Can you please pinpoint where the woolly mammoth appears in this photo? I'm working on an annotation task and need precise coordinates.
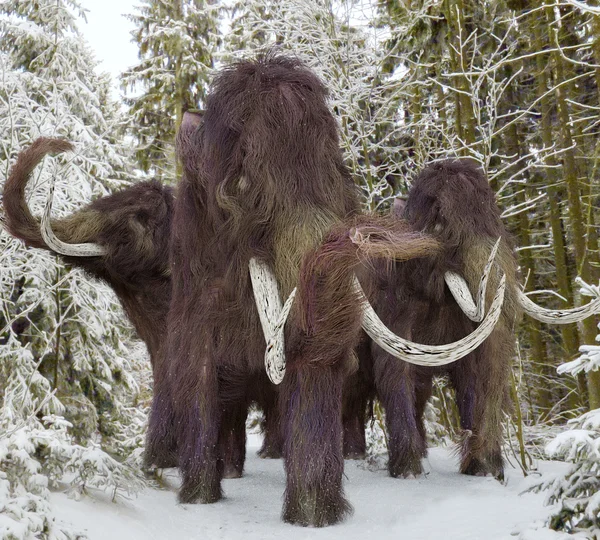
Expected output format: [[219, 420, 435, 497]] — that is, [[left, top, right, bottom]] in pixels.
[[2, 137, 174, 362], [1, 136, 285, 473], [163, 53, 507, 527], [357, 159, 600, 480]]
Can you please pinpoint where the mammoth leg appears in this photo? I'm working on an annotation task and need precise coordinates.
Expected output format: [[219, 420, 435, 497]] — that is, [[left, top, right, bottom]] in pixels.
[[216, 368, 250, 479], [450, 329, 511, 481], [342, 340, 374, 460], [374, 354, 428, 478], [342, 372, 369, 460], [145, 379, 178, 469], [414, 372, 434, 444], [145, 342, 178, 469], [170, 314, 223, 504], [176, 366, 223, 503], [219, 401, 248, 479], [280, 361, 352, 527], [257, 385, 283, 459]]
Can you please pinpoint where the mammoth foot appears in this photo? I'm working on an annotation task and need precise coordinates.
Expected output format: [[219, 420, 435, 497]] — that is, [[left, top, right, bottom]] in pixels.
[[143, 448, 178, 470], [387, 438, 427, 478], [343, 434, 366, 460], [257, 444, 282, 459], [283, 488, 353, 527], [458, 433, 504, 481], [460, 454, 504, 482], [178, 473, 223, 504], [222, 463, 244, 479], [388, 454, 424, 478], [344, 449, 366, 460]]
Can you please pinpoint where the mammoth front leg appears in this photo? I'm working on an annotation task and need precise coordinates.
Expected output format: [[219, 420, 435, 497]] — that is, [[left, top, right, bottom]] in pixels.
[[257, 385, 283, 459], [280, 362, 352, 527], [450, 329, 511, 481], [246, 372, 283, 459], [145, 378, 178, 469], [176, 367, 223, 503], [170, 320, 223, 504], [342, 373, 368, 460], [342, 338, 374, 460], [218, 401, 248, 479], [373, 354, 429, 478]]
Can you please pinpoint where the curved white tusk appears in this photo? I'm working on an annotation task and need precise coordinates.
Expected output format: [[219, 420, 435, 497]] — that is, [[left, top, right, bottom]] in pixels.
[[264, 288, 297, 385], [445, 237, 501, 323], [518, 289, 600, 324], [356, 272, 506, 367], [41, 176, 105, 257], [249, 257, 296, 384]]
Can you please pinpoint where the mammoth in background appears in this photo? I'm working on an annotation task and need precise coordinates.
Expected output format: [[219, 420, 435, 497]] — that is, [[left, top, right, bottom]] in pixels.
[[2, 137, 174, 364], [1, 136, 182, 465], [162, 53, 507, 527], [353, 159, 600, 480]]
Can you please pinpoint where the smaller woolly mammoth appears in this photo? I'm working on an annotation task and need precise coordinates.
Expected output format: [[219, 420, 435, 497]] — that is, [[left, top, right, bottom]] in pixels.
[[2, 137, 174, 360], [360, 158, 600, 480]]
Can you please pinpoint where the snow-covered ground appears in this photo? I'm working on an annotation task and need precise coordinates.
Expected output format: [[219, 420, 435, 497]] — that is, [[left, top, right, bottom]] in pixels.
[[50, 433, 567, 540]]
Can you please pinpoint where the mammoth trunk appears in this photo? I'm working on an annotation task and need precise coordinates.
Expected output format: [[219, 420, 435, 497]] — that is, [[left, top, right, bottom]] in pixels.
[[3, 137, 106, 251], [298, 215, 440, 339]]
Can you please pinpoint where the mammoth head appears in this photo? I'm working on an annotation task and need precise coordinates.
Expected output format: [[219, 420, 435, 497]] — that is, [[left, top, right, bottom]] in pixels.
[[405, 159, 505, 246], [2, 137, 174, 287], [198, 53, 355, 223], [402, 159, 600, 326]]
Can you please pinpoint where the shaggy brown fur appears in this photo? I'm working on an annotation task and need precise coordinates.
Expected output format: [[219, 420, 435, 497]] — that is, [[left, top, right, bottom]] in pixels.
[[164, 53, 440, 526], [363, 159, 521, 480]]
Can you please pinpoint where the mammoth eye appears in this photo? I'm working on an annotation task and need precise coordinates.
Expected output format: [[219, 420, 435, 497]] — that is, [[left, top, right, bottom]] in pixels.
[[135, 211, 150, 225]]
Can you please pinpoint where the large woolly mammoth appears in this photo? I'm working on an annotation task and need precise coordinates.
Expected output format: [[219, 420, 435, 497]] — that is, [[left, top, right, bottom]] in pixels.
[[163, 53, 507, 527], [361, 159, 600, 481]]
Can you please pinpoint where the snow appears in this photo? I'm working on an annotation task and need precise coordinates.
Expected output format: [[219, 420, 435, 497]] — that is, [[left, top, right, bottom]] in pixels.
[[49, 433, 568, 540]]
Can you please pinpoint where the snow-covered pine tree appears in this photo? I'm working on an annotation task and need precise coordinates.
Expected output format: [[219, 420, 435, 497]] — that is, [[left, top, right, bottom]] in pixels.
[[0, 1, 148, 537], [524, 280, 600, 538], [121, 0, 221, 183]]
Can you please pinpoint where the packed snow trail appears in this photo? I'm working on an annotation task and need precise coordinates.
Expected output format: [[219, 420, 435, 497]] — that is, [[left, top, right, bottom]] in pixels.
[[50, 433, 564, 540]]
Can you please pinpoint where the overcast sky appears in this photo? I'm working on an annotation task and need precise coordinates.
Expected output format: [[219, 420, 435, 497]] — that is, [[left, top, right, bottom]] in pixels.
[[78, 0, 140, 87]]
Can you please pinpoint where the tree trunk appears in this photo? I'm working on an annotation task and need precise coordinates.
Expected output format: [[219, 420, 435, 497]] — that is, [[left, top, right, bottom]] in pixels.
[[533, 15, 585, 408], [504, 74, 551, 415], [444, 0, 476, 154], [546, 2, 600, 408]]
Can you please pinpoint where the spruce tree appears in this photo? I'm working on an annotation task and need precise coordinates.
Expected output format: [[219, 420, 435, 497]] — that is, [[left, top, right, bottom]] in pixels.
[[0, 1, 147, 537], [121, 0, 220, 182]]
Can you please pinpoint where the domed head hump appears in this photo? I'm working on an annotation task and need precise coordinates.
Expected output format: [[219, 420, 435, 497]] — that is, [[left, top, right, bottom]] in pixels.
[[405, 159, 504, 246], [199, 52, 353, 220]]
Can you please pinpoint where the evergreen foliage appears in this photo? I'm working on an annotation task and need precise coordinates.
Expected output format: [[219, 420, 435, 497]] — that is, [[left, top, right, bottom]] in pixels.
[[121, 0, 220, 182], [527, 284, 600, 538], [0, 1, 148, 537], [2, 0, 600, 536]]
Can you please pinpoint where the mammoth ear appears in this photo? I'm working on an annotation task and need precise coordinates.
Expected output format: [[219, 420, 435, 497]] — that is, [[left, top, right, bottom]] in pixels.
[[182, 110, 204, 131]]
